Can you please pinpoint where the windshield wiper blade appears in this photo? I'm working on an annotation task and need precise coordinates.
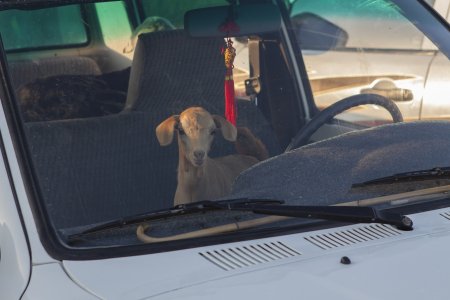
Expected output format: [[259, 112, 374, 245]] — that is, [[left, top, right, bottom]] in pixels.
[[352, 167, 450, 187], [68, 198, 412, 241], [67, 198, 284, 240]]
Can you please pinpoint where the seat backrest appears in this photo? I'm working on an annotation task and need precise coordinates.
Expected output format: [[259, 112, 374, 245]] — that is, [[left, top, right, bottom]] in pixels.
[[126, 30, 225, 114], [8, 56, 101, 88], [126, 30, 282, 156]]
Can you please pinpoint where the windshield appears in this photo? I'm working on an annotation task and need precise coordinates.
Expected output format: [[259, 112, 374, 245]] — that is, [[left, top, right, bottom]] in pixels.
[[1, 0, 450, 257]]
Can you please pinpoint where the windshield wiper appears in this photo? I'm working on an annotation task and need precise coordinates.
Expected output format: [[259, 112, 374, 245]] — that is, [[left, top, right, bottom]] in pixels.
[[353, 167, 450, 187], [67, 198, 284, 241], [67, 198, 413, 241], [70, 201, 413, 240], [211, 202, 413, 231]]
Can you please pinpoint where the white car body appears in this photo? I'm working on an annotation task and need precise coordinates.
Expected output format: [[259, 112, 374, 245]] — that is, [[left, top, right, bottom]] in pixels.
[[62, 209, 450, 300], [1, 1, 450, 299]]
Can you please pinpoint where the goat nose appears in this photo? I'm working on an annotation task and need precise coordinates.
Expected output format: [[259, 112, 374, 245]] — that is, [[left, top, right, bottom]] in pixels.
[[194, 150, 205, 159]]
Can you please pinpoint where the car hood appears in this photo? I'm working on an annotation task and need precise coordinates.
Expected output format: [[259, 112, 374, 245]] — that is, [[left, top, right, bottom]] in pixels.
[[63, 207, 450, 299]]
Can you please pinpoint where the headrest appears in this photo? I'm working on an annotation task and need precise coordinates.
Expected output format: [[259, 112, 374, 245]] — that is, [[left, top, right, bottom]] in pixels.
[[125, 30, 225, 115]]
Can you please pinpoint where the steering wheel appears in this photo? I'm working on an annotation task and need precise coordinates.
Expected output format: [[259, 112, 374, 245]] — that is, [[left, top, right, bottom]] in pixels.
[[285, 94, 404, 152]]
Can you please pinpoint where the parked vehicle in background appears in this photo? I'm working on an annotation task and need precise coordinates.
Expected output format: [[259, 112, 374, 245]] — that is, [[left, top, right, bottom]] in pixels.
[[290, 0, 450, 124], [1, 0, 450, 299]]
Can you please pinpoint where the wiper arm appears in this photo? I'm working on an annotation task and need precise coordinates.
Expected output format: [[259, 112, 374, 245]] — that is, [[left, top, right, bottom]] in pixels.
[[68, 198, 412, 241], [211, 202, 413, 231], [353, 167, 450, 187], [67, 198, 284, 241]]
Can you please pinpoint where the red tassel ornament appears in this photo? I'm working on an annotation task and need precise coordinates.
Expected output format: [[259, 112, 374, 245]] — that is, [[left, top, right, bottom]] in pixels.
[[223, 38, 237, 125]]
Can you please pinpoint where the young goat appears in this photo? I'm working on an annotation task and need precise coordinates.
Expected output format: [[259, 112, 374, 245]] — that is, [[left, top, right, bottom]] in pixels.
[[156, 107, 268, 205]]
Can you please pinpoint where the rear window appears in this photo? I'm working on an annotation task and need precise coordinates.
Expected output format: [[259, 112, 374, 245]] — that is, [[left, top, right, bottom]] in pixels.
[[0, 4, 87, 51]]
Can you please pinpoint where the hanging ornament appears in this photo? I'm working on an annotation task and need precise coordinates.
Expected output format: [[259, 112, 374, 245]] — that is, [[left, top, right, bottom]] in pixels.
[[222, 37, 237, 125]]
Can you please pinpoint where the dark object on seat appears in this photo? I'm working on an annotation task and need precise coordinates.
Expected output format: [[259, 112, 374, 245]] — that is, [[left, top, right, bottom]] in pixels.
[[17, 67, 130, 122]]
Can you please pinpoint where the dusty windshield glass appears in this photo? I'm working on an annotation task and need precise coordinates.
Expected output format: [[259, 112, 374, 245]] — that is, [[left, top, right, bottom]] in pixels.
[[1, 0, 450, 250]]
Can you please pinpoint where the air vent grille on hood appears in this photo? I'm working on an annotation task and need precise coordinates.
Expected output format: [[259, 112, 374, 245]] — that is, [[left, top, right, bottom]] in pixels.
[[199, 241, 301, 271], [304, 224, 403, 250], [440, 211, 450, 220]]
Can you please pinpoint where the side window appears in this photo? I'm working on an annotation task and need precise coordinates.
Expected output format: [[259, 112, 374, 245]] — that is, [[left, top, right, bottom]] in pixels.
[[95, 1, 133, 58], [290, 0, 442, 125], [0, 5, 87, 51]]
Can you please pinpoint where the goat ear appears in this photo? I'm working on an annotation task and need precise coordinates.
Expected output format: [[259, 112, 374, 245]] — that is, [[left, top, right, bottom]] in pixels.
[[212, 115, 237, 142], [156, 115, 179, 146]]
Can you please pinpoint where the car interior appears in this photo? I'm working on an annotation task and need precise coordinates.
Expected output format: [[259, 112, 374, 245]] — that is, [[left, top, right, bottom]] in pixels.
[[2, 1, 312, 232]]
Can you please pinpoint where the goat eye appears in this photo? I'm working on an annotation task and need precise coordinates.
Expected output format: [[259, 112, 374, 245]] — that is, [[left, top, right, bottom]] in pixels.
[[210, 129, 216, 135], [178, 128, 185, 135]]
